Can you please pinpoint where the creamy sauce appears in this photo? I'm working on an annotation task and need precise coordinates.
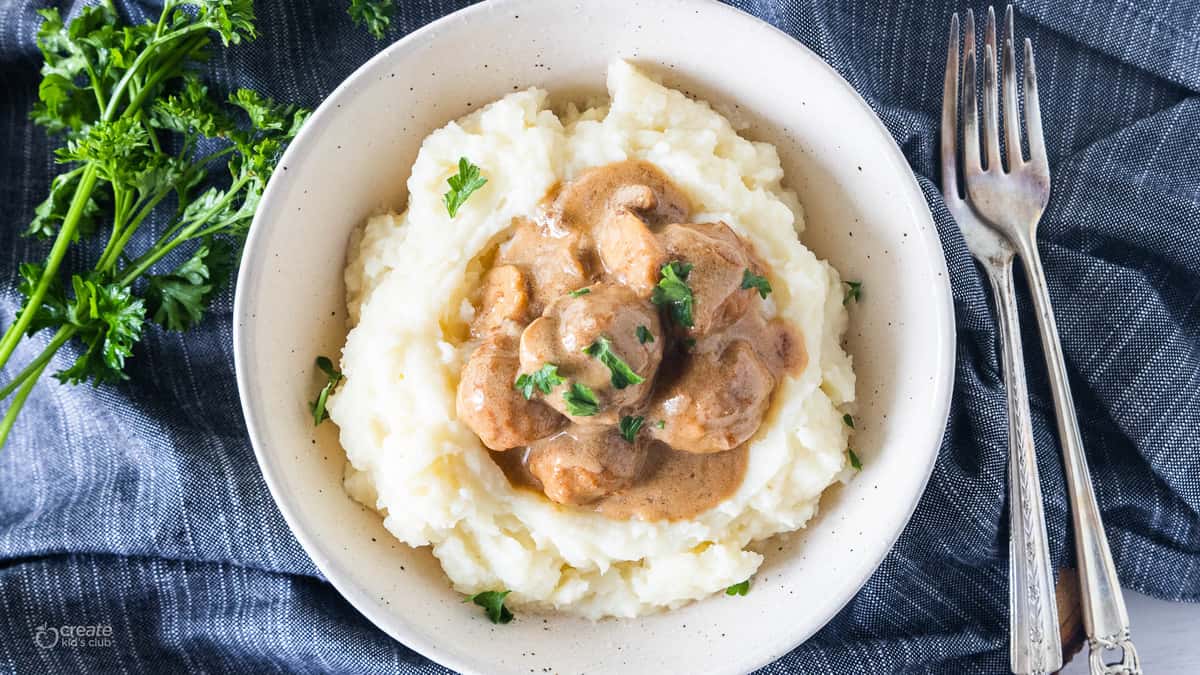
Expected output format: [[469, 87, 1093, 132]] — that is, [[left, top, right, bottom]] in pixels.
[[457, 159, 802, 522], [494, 443, 748, 521]]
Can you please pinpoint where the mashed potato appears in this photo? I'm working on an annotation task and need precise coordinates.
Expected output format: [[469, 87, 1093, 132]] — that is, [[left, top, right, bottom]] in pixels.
[[328, 61, 854, 619]]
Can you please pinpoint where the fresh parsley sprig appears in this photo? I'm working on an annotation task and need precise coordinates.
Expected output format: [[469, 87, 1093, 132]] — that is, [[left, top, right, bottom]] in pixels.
[[651, 261, 695, 328], [583, 336, 644, 389], [443, 157, 487, 218], [513, 364, 565, 400], [741, 268, 772, 299], [726, 579, 751, 596], [0, 1, 309, 447]]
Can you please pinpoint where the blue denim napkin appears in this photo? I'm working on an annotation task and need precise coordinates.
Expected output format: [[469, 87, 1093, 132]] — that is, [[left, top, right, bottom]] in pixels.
[[1, 1, 1197, 673]]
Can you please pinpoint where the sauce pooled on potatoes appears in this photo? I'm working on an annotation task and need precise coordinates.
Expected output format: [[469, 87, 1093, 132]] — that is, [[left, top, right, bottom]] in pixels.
[[455, 160, 803, 521]]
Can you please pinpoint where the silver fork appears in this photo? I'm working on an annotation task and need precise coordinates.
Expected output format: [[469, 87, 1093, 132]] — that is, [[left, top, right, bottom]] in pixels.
[[942, 9, 1061, 675], [959, 6, 1141, 674]]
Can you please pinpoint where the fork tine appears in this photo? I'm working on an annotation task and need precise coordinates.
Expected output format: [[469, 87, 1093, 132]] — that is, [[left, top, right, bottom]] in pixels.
[[962, 10, 982, 177], [982, 6, 1002, 172], [941, 13, 961, 198], [1001, 5, 1022, 168], [1023, 38, 1048, 169]]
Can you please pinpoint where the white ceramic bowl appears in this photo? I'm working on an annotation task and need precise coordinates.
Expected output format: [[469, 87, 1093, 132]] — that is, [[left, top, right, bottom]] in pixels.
[[234, 1, 955, 673]]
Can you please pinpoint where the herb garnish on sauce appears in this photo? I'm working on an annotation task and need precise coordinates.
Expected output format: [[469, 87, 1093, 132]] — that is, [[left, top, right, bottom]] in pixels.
[[651, 261, 695, 328], [636, 325, 654, 344], [583, 336, 645, 389], [443, 157, 487, 218], [741, 269, 772, 299], [619, 415, 645, 442], [564, 382, 600, 416], [513, 364, 565, 400]]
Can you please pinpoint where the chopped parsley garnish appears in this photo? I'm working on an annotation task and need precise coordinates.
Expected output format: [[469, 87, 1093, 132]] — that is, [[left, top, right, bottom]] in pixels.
[[656, 420, 666, 429], [726, 579, 750, 596], [465, 590, 513, 624], [564, 382, 600, 416], [843, 414, 855, 429], [651, 261, 695, 328], [636, 325, 654, 344], [310, 356, 344, 425], [583, 336, 644, 389], [513, 364, 564, 400], [619, 415, 645, 442], [443, 157, 487, 218], [569, 287, 591, 297], [741, 269, 772, 299], [848, 448, 863, 470], [683, 337, 697, 351], [843, 280, 862, 305]]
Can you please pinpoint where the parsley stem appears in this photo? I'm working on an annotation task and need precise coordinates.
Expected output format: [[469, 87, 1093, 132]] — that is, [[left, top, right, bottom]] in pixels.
[[0, 165, 99, 372], [102, 23, 211, 122], [124, 34, 208, 121], [0, 326, 74, 401], [0, 359, 49, 449], [116, 173, 252, 286]]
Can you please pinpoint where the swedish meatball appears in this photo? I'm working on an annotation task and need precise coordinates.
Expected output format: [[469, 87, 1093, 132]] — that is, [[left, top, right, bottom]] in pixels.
[[649, 341, 775, 454], [518, 283, 663, 423], [456, 335, 565, 450], [527, 426, 649, 505]]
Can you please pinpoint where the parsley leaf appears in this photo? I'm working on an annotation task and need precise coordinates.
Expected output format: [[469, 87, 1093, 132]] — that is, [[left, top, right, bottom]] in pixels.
[[843, 280, 862, 305], [443, 157, 487, 218], [650, 261, 695, 328], [145, 238, 237, 332], [848, 448, 863, 470], [569, 287, 591, 297], [347, 0, 393, 40], [636, 325, 653, 344], [619, 415, 644, 443], [564, 382, 600, 417], [726, 579, 751, 596], [843, 414, 855, 429], [466, 590, 514, 624], [655, 420, 666, 429], [309, 356, 344, 425], [741, 268, 772, 299], [513, 363, 564, 400], [582, 335, 644, 389], [52, 277, 146, 386]]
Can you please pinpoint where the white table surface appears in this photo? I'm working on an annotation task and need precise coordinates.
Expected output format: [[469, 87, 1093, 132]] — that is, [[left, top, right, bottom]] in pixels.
[[1059, 590, 1200, 673]]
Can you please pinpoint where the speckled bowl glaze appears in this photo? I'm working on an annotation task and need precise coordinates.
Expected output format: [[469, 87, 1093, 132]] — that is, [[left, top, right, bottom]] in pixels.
[[233, 1, 955, 673]]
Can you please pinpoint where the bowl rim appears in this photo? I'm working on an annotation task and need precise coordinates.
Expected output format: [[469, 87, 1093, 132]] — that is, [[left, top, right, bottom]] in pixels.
[[233, 0, 956, 673]]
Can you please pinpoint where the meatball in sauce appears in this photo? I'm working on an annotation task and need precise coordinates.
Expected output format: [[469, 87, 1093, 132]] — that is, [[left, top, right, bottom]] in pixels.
[[456, 159, 804, 521]]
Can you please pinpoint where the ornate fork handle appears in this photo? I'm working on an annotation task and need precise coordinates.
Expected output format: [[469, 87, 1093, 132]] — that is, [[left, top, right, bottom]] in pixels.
[[986, 258, 1061, 674], [1016, 241, 1141, 675]]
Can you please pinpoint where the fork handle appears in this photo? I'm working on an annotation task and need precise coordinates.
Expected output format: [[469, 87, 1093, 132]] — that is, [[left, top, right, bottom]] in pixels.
[[1017, 239, 1142, 674], [986, 260, 1062, 674]]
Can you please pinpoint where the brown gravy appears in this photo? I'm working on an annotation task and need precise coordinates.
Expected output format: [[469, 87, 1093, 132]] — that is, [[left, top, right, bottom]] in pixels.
[[456, 159, 803, 522], [493, 443, 748, 521]]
